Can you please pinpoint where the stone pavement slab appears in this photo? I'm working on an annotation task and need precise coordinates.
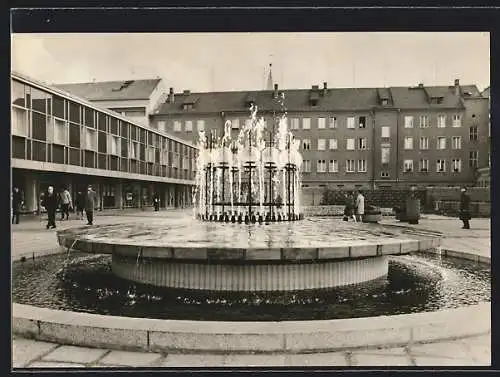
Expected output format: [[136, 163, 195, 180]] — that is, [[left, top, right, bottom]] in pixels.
[[41, 345, 109, 364], [160, 354, 227, 367], [97, 350, 164, 367], [284, 352, 349, 367], [350, 347, 413, 366], [12, 338, 59, 368], [223, 354, 287, 367], [27, 361, 86, 368]]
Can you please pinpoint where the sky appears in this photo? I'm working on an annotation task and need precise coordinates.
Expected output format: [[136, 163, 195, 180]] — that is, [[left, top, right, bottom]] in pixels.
[[11, 32, 490, 93]]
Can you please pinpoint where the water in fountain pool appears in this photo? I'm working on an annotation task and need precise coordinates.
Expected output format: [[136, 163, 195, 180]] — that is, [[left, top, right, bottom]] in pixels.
[[12, 252, 490, 321]]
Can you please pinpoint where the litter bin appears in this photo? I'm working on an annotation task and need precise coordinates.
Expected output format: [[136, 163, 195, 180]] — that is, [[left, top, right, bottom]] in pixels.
[[405, 197, 420, 224]]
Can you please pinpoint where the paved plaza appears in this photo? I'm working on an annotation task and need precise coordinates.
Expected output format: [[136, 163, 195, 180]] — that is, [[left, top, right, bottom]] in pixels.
[[11, 210, 491, 368]]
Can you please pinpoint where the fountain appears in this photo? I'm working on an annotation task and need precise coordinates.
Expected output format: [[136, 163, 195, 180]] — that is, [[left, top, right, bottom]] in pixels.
[[193, 95, 302, 224]]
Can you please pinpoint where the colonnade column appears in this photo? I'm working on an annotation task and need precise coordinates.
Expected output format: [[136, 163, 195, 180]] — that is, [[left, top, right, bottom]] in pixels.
[[24, 172, 38, 214]]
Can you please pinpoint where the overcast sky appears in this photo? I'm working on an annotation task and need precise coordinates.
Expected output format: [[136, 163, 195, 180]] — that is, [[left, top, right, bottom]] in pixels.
[[11, 32, 490, 92]]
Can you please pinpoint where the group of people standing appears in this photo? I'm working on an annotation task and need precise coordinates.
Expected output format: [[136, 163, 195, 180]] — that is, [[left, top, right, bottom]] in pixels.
[[343, 190, 365, 223], [40, 185, 97, 229]]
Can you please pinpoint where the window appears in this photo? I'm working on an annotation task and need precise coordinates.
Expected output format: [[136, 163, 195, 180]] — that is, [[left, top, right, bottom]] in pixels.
[[173, 121, 182, 132], [197, 120, 205, 131], [11, 107, 28, 137], [302, 118, 311, 130], [346, 138, 355, 150], [404, 137, 413, 150], [419, 159, 429, 172], [404, 159, 414, 172], [84, 128, 97, 151], [317, 160, 327, 173], [185, 120, 193, 132], [452, 136, 462, 150], [469, 126, 478, 141], [357, 159, 367, 172], [108, 134, 120, 156], [452, 159, 462, 173], [302, 139, 311, 150], [419, 115, 429, 128], [380, 172, 390, 178], [452, 114, 462, 128], [147, 146, 155, 163], [469, 151, 478, 168], [317, 118, 326, 129], [329, 138, 338, 150], [346, 159, 355, 172], [356, 137, 366, 150], [329, 116, 337, 129], [291, 118, 299, 130], [381, 126, 390, 138], [52, 118, 67, 145], [161, 149, 169, 165], [129, 141, 139, 160], [419, 137, 429, 150], [231, 119, 240, 129], [347, 117, 355, 129], [317, 139, 326, 151], [359, 116, 366, 128], [437, 115, 446, 128], [488, 153, 491, 167], [437, 137, 447, 150], [329, 159, 338, 172], [381, 146, 390, 164], [302, 160, 311, 173], [404, 116, 414, 128], [436, 159, 446, 172], [158, 120, 166, 132], [183, 156, 189, 170]]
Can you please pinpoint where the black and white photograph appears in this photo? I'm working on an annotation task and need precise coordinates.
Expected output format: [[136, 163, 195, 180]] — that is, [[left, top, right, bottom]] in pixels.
[[11, 21, 491, 369]]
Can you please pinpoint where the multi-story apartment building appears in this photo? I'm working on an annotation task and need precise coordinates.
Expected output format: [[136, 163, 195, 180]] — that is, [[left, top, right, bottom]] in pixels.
[[11, 71, 195, 214], [55, 78, 168, 128], [152, 80, 489, 192], [476, 86, 491, 188]]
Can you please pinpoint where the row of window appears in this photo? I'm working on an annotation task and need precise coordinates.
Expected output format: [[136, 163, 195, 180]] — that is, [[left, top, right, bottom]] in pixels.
[[166, 113, 466, 134], [12, 79, 195, 155], [403, 136, 464, 150], [301, 156, 479, 175], [404, 115, 462, 128]]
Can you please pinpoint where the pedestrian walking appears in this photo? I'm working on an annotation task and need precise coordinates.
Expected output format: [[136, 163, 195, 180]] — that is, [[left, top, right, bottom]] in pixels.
[[153, 193, 160, 211], [41, 186, 58, 229], [12, 187, 23, 225], [60, 187, 73, 221], [84, 185, 97, 225], [343, 192, 357, 222], [355, 190, 365, 223], [74, 190, 85, 220], [459, 187, 471, 229]]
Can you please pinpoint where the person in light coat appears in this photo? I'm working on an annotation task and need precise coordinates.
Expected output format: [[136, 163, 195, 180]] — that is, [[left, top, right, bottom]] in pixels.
[[355, 190, 365, 222], [60, 188, 73, 221]]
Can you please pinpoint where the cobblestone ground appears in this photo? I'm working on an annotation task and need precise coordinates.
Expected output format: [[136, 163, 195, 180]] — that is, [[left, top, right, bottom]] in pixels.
[[11, 210, 491, 368]]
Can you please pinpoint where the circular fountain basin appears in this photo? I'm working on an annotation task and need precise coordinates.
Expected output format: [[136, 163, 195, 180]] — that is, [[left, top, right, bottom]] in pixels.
[[56, 218, 442, 292]]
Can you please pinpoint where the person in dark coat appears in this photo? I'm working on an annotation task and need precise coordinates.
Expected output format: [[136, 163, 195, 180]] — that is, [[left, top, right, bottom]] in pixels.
[[41, 186, 58, 229], [84, 185, 97, 225], [12, 187, 23, 224], [153, 193, 160, 211], [459, 187, 471, 229], [74, 190, 85, 219]]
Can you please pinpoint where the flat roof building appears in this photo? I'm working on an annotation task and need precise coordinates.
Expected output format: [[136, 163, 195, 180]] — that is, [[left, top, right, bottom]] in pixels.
[[11, 71, 196, 214]]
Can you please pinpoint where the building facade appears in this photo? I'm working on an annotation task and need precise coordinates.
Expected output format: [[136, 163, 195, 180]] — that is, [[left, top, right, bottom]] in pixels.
[[151, 80, 489, 191], [11, 71, 196, 214], [476, 86, 491, 188], [55, 78, 168, 128]]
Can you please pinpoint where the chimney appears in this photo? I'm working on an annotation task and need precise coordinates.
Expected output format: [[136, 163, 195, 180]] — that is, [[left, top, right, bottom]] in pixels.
[[454, 79, 460, 96], [273, 83, 278, 98], [418, 83, 424, 88], [169, 87, 174, 103], [323, 82, 328, 96], [183, 90, 191, 96]]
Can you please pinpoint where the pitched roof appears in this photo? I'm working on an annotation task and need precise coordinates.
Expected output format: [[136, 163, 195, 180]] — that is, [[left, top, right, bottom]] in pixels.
[[390, 86, 466, 109], [159, 87, 381, 114], [54, 79, 162, 101], [481, 86, 490, 98]]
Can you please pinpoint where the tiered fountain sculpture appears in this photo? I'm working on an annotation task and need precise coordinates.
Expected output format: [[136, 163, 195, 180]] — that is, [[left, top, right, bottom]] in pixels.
[[193, 95, 303, 223]]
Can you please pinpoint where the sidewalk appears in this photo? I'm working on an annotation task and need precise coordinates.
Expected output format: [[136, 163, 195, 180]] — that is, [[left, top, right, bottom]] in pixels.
[[11, 213, 491, 368]]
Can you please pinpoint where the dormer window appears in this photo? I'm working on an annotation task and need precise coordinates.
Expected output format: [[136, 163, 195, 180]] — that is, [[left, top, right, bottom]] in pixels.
[[381, 99, 388, 106], [309, 91, 319, 106], [183, 103, 193, 110]]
